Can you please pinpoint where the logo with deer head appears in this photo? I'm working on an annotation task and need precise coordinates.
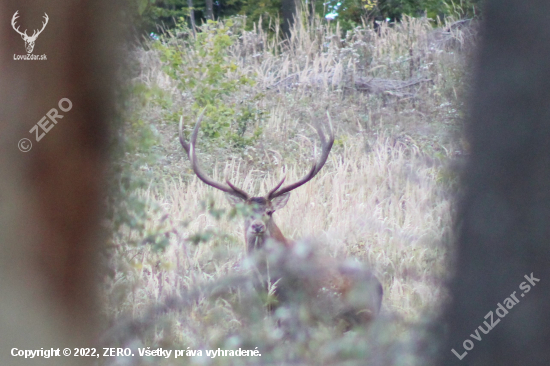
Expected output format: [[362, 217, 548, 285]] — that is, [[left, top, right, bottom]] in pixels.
[[11, 11, 49, 54]]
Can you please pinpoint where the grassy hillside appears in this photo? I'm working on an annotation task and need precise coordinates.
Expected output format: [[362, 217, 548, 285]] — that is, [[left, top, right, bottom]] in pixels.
[[102, 14, 475, 365]]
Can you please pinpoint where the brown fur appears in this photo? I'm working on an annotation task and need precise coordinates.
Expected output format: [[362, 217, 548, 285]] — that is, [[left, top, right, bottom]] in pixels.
[[227, 194, 383, 327]]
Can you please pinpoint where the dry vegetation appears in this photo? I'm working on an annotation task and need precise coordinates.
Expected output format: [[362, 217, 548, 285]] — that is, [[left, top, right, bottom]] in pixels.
[[101, 13, 475, 365]]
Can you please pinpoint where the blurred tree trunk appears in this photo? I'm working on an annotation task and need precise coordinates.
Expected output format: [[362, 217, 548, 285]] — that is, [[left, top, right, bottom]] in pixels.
[[281, 0, 295, 38], [308, 0, 316, 26], [188, 0, 196, 37], [0, 1, 120, 365], [205, 0, 214, 20], [442, 0, 550, 365]]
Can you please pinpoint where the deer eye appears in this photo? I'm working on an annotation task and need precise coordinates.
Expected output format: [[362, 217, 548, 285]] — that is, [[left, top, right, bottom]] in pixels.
[[266, 210, 274, 216]]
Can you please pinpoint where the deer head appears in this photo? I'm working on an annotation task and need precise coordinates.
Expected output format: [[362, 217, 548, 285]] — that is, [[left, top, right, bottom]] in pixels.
[[179, 111, 334, 253], [12, 11, 49, 54], [179, 112, 383, 325]]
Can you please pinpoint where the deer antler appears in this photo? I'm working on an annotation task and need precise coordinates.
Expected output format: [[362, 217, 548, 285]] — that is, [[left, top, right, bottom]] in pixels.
[[11, 11, 48, 40], [267, 112, 334, 199], [11, 11, 26, 37], [179, 111, 249, 200], [30, 13, 49, 40]]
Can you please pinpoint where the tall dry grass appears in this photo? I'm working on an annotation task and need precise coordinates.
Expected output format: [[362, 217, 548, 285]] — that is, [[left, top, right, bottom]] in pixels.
[[101, 13, 474, 366]]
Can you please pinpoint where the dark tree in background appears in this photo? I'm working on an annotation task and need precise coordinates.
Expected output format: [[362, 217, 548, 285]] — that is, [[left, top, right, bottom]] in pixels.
[[442, 0, 550, 365], [133, 0, 483, 36], [188, 0, 197, 35], [0, 1, 121, 365], [281, 0, 296, 37], [205, 0, 214, 20]]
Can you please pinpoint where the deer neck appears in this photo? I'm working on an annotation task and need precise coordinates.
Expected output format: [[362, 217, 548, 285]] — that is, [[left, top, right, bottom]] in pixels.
[[266, 219, 289, 246]]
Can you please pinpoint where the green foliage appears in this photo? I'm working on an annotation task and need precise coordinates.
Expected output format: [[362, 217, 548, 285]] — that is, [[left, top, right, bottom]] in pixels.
[[375, 0, 482, 20], [230, 103, 265, 148], [131, 0, 205, 33], [225, 0, 281, 29], [187, 197, 252, 245], [130, 0, 482, 37], [327, 0, 482, 27], [107, 82, 179, 253], [326, 0, 377, 23], [444, 0, 482, 19], [155, 18, 263, 148], [130, 0, 283, 34]]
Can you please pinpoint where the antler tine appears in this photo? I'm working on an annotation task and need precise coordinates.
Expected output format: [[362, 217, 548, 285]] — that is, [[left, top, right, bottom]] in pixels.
[[226, 180, 250, 199], [179, 108, 207, 155], [11, 11, 27, 36], [268, 112, 335, 199], [266, 175, 286, 198], [311, 111, 334, 177], [179, 115, 190, 155], [33, 13, 49, 37], [179, 110, 249, 200]]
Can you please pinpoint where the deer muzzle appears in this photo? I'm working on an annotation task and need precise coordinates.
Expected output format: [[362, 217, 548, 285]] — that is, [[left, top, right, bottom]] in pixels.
[[250, 220, 266, 235]]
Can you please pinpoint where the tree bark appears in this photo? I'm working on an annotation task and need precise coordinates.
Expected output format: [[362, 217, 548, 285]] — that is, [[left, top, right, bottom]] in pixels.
[[441, 0, 550, 365], [281, 0, 296, 39], [308, 0, 316, 26], [188, 0, 196, 37], [205, 0, 214, 20], [0, 1, 120, 365]]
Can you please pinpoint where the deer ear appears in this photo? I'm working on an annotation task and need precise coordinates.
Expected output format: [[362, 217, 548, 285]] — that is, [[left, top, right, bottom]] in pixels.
[[225, 193, 246, 207], [271, 192, 290, 211]]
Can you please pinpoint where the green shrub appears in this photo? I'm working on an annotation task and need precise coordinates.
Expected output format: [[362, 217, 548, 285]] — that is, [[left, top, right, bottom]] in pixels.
[[154, 18, 262, 149]]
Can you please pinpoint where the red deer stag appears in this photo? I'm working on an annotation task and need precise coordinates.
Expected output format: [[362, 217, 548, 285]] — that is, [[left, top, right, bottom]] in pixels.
[[179, 112, 383, 325]]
